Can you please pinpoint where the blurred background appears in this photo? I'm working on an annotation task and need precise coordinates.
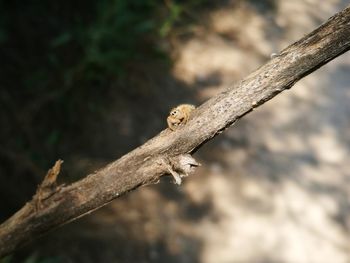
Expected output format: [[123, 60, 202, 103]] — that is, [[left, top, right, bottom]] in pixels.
[[1, 0, 350, 262]]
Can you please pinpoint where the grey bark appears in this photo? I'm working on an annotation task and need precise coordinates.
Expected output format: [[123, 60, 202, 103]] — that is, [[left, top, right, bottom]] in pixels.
[[1, 5, 350, 258]]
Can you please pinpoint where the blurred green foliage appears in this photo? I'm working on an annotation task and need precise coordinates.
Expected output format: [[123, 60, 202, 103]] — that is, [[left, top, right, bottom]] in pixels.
[[0, 254, 61, 263], [0, 0, 175, 165], [0, 0, 208, 215]]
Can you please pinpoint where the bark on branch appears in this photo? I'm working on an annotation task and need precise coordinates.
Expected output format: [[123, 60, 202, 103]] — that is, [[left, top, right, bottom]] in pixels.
[[1, 5, 350, 257]]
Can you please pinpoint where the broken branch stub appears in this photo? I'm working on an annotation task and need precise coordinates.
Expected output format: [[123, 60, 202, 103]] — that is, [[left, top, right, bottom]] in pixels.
[[160, 154, 201, 185], [33, 160, 63, 210]]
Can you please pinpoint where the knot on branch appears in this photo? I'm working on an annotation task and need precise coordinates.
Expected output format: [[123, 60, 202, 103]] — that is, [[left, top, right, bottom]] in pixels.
[[160, 154, 200, 185]]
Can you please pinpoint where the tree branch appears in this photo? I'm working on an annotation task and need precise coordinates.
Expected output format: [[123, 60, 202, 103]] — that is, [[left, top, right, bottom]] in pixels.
[[1, 5, 350, 257]]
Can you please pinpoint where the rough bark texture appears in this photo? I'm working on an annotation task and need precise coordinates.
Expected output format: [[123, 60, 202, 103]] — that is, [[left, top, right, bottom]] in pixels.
[[1, 5, 350, 258]]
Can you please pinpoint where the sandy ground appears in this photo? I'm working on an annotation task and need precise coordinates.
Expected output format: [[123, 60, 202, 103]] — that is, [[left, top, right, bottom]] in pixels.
[[12, 1, 350, 262], [174, 1, 350, 262], [175, 1, 350, 262]]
